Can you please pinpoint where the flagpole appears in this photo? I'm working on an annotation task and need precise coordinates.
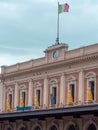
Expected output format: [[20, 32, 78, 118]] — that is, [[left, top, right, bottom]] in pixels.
[[56, 2, 59, 44]]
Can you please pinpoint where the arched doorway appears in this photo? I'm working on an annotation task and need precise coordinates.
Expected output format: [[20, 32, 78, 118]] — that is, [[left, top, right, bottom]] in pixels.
[[34, 126, 41, 130], [20, 126, 27, 130], [50, 125, 57, 130], [88, 124, 96, 130], [7, 128, 12, 130], [68, 125, 75, 130]]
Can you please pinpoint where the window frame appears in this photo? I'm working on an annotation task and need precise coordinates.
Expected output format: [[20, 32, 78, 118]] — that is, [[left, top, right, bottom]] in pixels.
[[86, 72, 96, 102]]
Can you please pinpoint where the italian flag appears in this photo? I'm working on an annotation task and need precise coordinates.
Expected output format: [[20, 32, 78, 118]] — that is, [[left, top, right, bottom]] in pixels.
[[58, 3, 69, 14]]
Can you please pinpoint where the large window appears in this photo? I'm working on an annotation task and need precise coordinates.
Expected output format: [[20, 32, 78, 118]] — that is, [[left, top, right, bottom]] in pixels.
[[9, 94, 12, 109], [50, 87, 57, 105], [86, 72, 96, 102], [19, 86, 27, 107], [69, 84, 75, 102], [67, 76, 76, 104], [49, 79, 58, 106], [67, 84, 74, 104], [22, 92, 26, 107], [6, 87, 13, 111], [87, 81, 94, 101], [36, 89, 41, 106], [34, 82, 42, 107]]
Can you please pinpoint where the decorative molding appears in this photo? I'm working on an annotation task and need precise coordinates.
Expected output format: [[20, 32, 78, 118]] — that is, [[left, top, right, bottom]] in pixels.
[[34, 82, 42, 88], [85, 72, 96, 79], [20, 85, 27, 90], [7, 87, 13, 93], [67, 76, 76, 82], [49, 79, 58, 87]]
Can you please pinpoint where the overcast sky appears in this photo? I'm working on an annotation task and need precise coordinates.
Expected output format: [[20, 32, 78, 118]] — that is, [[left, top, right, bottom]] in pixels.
[[0, 0, 98, 68]]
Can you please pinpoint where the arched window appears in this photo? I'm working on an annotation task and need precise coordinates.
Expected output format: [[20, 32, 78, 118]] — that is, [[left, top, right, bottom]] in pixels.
[[88, 124, 96, 130], [86, 72, 96, 102], [68, 125, 75, 130], [67, 76, 76, 104], [6, 87, 13, 111], [34, 126, 41, 130], [34, 82, 42, 107], [49, 79, 58, 105], [20, 126, 27, 130], [36, 89, 41, 106], [50, 125, 57, 130], [20, 86, 27, 107]]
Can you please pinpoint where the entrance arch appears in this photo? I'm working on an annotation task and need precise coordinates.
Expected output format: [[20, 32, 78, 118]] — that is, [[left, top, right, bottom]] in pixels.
[[88, 124, 96, 130], [68, 125, 75, 130], [7, 128, 12, 130], [50, 125, 57, 130], [34, 126, 41, 130], [20, 126, 27, 130]]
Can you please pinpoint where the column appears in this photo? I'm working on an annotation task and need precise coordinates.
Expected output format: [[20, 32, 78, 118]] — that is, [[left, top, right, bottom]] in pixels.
[[60, 73, 65, 105], [43, 76, 48, 107], [12, 122, 16, 130], [26, 121, 31, 130], [42, 121, 47, 130], [3, 85, 6, 111], [28, 79, 33, 106], [59, 120, 63, 130], [0, 123, 1, 130], [78, 70, 84, 103], [14, 82, 19, 108], [0, 82, 4, 112]]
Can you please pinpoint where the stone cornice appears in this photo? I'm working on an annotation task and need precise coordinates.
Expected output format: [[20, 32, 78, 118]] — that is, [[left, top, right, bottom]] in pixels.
[[1, 52, 98, 78]]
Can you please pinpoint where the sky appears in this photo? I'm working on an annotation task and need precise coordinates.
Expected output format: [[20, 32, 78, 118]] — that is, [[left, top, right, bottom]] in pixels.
[[0, 0, 98, 69]]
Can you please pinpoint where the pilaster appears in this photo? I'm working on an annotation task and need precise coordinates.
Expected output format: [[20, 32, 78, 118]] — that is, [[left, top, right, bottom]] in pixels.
[[28, 79, 33, 106], [78, 70, 84, 104], [42, 121, 47, 130], [59, 119, 64, 130], [0, 82, 4, 112], [60, 73, 65, 106], [43, 76, 48, 108], [14, 82, 19, 108]]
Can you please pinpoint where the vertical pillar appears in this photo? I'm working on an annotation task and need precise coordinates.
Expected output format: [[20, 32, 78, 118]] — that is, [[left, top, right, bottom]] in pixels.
[[59, 120, 63, 130], [28, 79, 33, 106], [14, 82, 19, 108], [0, 123, 2, 130], [0, 82, 4, 112], [43, 76, 48, 108], [26, 121, 31, 130], [3, 85, 6, 111], [42, 121, 46, 130], [60, 73, 65, 106], [12, 122, 16, 130], [78, 70, 84, 103]]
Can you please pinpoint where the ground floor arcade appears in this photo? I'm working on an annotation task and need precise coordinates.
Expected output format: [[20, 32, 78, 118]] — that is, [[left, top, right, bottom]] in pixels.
[[0, 104, 98, 130]]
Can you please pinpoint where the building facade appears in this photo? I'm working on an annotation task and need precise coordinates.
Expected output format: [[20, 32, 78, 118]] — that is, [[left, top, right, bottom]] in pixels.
[[0, 43, 98, 130]]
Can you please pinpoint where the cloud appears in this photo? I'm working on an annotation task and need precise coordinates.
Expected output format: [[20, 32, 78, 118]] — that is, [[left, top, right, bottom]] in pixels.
[[0, 0, 98, 70]]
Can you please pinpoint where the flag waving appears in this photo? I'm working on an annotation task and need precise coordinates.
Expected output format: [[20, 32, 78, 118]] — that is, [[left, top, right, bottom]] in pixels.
[[56, 2, 70, 44], [58, 3, 69, 14]]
